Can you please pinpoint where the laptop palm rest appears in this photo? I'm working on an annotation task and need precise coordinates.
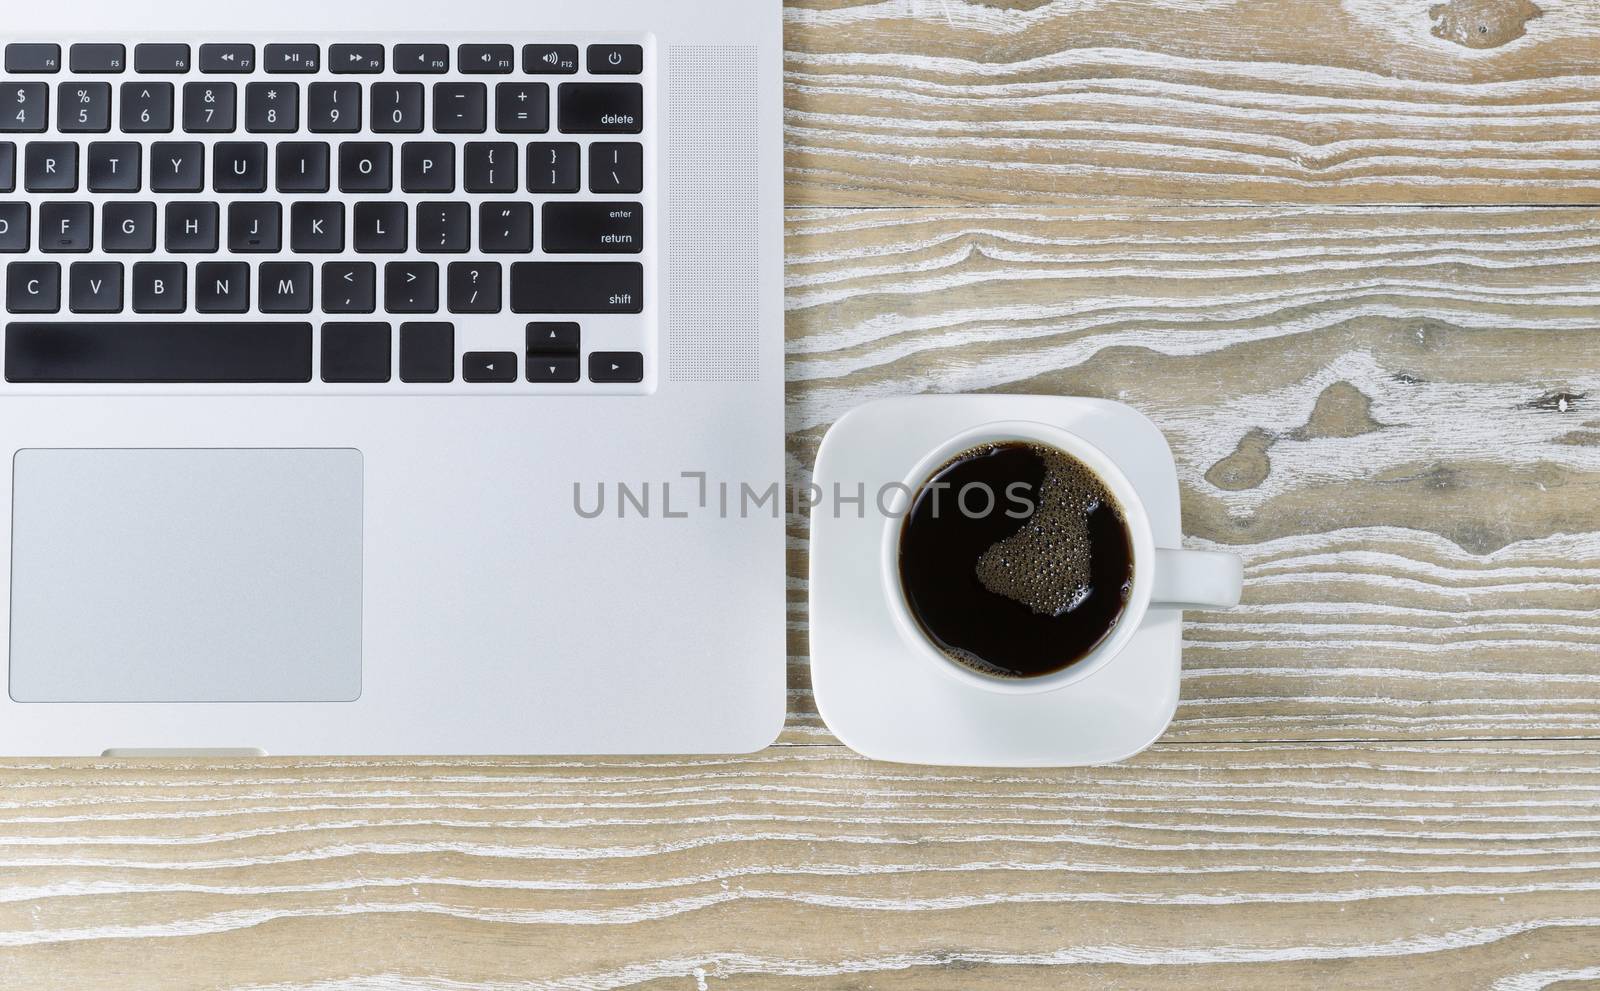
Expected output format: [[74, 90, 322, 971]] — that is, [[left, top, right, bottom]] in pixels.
[[9, 449, 362, 703]]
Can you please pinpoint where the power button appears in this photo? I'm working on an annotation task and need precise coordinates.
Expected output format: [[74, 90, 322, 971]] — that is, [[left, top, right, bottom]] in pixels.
[[588, 44, 643, 75]]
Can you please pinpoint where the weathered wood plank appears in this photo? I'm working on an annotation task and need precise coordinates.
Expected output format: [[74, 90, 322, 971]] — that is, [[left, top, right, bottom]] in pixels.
[[783, 0, 1600, 206], [0, 744, 1594, 990], [782, 205, 1600, 743]]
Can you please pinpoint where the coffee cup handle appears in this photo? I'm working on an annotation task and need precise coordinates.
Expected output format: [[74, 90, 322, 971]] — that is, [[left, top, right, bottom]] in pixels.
[[1150, 549, 1244, 610]]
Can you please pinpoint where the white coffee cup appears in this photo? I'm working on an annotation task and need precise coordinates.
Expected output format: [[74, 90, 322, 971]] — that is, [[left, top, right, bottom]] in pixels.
[[880, 420, 1243, 695]]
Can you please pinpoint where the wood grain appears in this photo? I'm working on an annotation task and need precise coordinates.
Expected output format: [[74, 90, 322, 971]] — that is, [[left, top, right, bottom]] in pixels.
[[784, 0, 1600, 206], [4, 6, 1599, 988], [0, 745, 1595, 990], [783, 205, 1600, 743]]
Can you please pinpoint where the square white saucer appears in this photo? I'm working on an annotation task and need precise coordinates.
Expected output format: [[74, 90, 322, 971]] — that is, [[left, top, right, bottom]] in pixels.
[[809, 396, 1184, 767]]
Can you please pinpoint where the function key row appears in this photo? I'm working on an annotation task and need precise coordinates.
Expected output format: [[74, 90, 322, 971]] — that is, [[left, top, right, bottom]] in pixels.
[[5, 43, 643, 76]]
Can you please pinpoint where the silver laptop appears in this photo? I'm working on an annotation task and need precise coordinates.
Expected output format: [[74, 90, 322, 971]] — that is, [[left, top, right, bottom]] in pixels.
[[0, 1, 786, 755]]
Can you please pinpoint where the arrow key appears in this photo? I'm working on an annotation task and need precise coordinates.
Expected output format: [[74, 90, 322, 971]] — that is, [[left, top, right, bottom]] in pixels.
[[589, 351, 643, 384], [527, 322, 580, 354], [465, 351, 518, 384], [527, 354, 580, 384]]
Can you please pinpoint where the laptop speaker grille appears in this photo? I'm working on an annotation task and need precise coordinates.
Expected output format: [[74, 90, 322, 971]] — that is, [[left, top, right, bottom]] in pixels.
[[667, 46, 761, 383]]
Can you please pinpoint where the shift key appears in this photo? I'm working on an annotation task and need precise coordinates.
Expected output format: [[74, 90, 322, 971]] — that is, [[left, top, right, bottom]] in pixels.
[[511, 262, 643, 314]]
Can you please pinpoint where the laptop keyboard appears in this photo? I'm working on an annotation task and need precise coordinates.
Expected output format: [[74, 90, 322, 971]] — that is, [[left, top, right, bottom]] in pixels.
[[0, 39, 650, 388]]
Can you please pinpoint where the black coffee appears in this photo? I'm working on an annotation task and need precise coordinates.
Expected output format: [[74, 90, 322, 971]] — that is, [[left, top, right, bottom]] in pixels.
[[897, 442, 1134, 679]]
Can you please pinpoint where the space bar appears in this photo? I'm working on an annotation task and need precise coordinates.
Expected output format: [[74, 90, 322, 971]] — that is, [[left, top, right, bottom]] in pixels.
[[5, 323, 314, 383]]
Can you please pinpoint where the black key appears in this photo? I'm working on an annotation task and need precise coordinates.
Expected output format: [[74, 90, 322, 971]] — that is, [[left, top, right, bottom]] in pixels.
[[417, 202, 470, 254], [39, 202, 93, 252], [71, 44, 127, 74], [5, 322, 313, 383], [526, 354, 580, 384], [195, 261, 251, 314], [290, 202, 344, 252], [385, 263, 439, 314], [87, 141, 141, 192], [121, 82, 174, 133], [58, 83, 112, 133], [6, 262, 61, 313], [479, 202, 534, 254], [588, 44, 643, 75], [309, 82, 361, 133], [265, 44, 320, 74], [510, 262, 642, 314], [527, 142, 580, 193], [165, 202, 219, 253], [227, 201, 281, 252], [527, 321, 580, 353], [395, 44, 449, 75], [150, 141, 205, 193], [589, 351, 644, 384], [496, 83, 548, 133], [354, 202, 408, 253], [0, 203, 28, 252], [102, 202, 156, 253], [245, 82, 298, 133], [399, 321, 454, 382], [558, 83, 642, 134], [134, 44, 191, 73], [339, 142, 393, 193], [330, 44, 385, 74], [0, 84, 48, 133], [68, 262, 123, 313], [524, 44, 579, 75], [131, 261, 186, 312], [321, 262, 377, 314], [447, 262, 501, 314], [542, 202, 643, 254], [214, 141, 268, 193], [24, 142, 77, 192], [321, 322, 391, 382], [464, 351, 516, 383], [433, 83, 486, 133], [199, 44, 256, 74], [183, 82, 237, 133], [276, 142, 330, 193], [459, 44, 514, 74], [0, 142, 12, 191], [464, 142, 516, 193], [6, 44, 62, 74], [402, 142, 455, 193], [589, 142, 644, 194], [373, 82, 425, 134], [260, 261, 314, 313]]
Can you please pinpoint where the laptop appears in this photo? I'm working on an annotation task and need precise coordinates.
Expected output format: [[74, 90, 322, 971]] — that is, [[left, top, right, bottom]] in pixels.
[[0, 1, 786, 755]]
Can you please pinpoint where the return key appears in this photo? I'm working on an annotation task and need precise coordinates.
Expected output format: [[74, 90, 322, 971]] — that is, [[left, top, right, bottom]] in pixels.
[[542, 202, 643, 254]]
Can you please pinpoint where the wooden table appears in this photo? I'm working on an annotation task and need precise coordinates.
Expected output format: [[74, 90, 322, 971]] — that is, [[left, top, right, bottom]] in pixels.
[[3, 2, 1598, 986]]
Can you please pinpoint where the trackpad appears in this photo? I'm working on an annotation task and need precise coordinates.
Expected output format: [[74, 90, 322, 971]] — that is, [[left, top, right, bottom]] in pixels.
[[10, 449, 362, 703]]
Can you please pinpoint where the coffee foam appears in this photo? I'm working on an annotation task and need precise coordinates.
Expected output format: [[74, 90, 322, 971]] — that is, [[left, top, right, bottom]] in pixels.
[[974, 444, 1124, 618]]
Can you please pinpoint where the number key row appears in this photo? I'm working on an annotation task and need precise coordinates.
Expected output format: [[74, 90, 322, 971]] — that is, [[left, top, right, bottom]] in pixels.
[[1, 81, 641, 134]]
